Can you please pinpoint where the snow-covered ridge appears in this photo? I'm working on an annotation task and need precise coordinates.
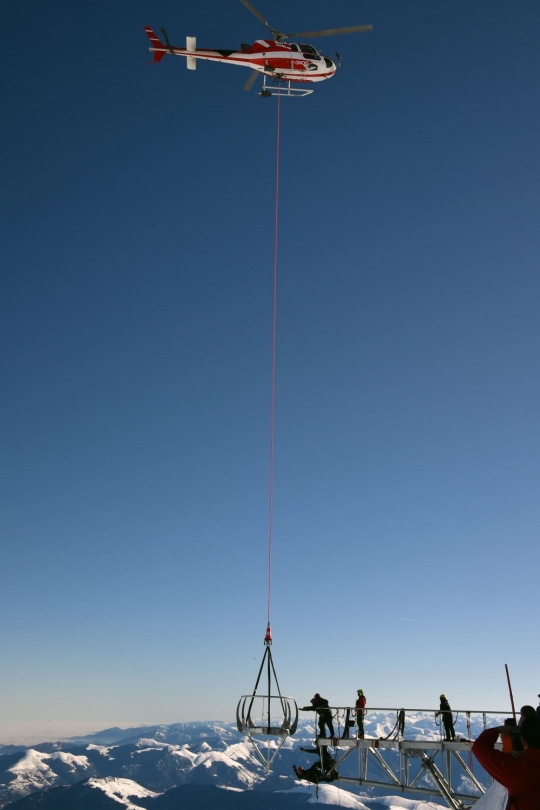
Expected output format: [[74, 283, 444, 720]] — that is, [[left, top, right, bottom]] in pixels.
[[135, 738, 168, 749], [88, 776, 161, 809], [282, 782, 371, 807], [8, 750, 54, 775], [1, 748, 93, 807], [0, 716, 497, 809]]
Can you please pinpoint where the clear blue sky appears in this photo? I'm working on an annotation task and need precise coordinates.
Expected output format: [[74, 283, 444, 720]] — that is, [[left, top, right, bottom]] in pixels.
[[1, 0, 539, 743]]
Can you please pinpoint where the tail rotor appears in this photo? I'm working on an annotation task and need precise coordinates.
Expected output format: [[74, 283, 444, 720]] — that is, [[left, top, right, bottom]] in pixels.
[[161, 28, 173, 53]]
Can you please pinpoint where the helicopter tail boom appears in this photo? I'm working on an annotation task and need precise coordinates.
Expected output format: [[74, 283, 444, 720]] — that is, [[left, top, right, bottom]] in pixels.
[[144, 27, 167, 62]]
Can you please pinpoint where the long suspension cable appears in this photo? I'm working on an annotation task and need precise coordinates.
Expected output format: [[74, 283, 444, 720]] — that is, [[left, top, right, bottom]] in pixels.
[[267, 93, 281, 628]]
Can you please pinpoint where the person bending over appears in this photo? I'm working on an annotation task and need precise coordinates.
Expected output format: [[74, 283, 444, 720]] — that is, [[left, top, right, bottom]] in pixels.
[[302, 693, 335, 738]]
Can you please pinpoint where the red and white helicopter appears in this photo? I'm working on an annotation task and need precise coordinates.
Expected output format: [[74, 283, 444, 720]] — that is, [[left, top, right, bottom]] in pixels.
[[144, 0, 372, 97]]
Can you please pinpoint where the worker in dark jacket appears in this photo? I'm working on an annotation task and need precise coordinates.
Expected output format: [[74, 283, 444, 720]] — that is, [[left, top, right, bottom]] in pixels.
[[472, 717, 540, 809], [292, 746, 338, 784], [302, 693, 335, 738], [436, 694, 455, 741]]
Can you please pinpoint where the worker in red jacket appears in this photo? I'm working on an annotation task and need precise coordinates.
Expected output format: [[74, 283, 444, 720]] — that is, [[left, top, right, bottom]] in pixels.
[[472, 717, 540, 809], [355, 689, 366, 739]]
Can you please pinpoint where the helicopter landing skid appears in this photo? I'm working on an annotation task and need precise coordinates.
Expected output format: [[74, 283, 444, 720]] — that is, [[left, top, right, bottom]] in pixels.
[[260, 74, 313, 98]]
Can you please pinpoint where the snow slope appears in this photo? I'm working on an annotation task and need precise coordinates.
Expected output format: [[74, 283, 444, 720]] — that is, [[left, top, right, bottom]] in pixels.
[[88, 777, 160, 810]]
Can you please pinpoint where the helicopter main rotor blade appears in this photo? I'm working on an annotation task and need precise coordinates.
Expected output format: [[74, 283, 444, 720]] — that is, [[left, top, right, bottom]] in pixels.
[[238, 0, 277, 37], [243, 69, 259, 92], [284, 24, 373, 39]]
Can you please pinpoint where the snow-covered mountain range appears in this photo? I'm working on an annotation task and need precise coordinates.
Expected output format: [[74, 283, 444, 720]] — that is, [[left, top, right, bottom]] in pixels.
[[0, 714, 500, 809]]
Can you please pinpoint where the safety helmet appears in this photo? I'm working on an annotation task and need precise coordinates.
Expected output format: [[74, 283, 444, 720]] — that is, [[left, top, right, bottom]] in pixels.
[[314, 693, 320, 699], [440, 694, 446, 699], [357, 689, 364, 695]]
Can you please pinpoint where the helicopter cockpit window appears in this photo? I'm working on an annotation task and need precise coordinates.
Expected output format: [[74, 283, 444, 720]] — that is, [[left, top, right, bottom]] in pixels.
[[303, 52, 321, 61], [289, 44, 299, 52], [324, 58, 334, 69], [299, 44, 318, 55]]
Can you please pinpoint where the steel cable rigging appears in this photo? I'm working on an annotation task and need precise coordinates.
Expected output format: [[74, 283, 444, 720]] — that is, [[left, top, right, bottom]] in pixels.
[[236, 92, 298, 770]]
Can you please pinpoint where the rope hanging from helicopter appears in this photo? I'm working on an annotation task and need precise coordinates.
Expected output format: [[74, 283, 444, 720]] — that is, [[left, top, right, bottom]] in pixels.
[[266, 91, 281, 635], [235, 88, 298, 772]]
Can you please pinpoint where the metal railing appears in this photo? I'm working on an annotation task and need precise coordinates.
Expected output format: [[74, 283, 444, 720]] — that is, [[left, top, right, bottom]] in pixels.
[[302, 706, 508, 742]]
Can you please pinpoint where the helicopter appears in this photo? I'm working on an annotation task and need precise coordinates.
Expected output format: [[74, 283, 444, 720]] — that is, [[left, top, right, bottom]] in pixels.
[[144, 0, 372, 97]]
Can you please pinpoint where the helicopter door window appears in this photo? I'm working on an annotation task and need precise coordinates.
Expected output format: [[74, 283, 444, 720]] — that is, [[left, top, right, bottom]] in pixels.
[[302, 52, 320, 61], [299, 44, 317, 55], [289, 44, 299, 52]]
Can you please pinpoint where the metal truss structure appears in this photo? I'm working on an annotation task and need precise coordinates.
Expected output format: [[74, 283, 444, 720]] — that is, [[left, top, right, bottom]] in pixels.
[[312, 707, 506, 810]]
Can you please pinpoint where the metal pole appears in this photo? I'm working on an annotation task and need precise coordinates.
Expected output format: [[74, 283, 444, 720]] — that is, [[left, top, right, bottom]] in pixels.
[[267, 645, 271, 731], [505, 664, 517, 720]]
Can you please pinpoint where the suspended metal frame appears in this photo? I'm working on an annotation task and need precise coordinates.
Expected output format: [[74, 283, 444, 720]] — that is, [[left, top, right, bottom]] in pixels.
[[237, 627, 298, 769]]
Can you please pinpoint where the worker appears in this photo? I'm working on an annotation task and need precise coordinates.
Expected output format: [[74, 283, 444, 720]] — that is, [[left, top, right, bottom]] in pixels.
[[356, 689, 367, 739], [302, 693, 335, 738], [293, 746, 338, 784], [436, 694, 455, 741]]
